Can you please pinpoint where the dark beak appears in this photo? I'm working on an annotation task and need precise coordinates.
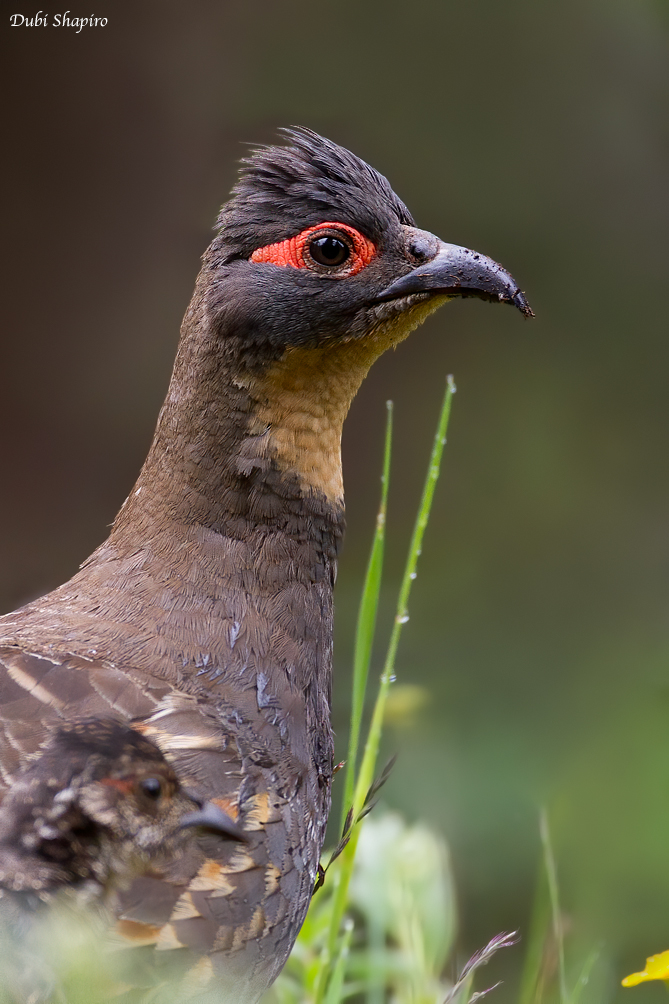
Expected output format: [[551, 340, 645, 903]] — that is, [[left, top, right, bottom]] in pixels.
[[375, 242, 533, 318], [180, 800, 247, 841]]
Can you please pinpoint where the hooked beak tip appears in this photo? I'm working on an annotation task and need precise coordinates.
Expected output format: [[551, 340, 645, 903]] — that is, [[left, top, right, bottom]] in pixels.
[[375, 241, 533, 320], [510, 289, 534, 319]]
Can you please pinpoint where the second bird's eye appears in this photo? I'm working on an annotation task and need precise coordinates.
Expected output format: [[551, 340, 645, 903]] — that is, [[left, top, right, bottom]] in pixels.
[[308, 235, 350, 268], [140, 777, 162, 800]]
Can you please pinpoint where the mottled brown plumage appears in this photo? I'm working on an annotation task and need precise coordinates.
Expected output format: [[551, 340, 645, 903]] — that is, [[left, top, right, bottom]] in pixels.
[[0, 719, 244, 1002], [0, 129, 530, 1001], [0, 719, 208, 902]]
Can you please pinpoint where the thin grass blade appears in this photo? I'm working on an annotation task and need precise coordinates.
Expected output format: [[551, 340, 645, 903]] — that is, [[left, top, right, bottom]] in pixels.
[[313, 377, 456, 1004], [570, 944, 602, 1004], [324, 919, 355, 1004], [540, 808, 567, 1004], [517, 850, 551, 1004], [341, 401, 393, 829], [353, 374, 456, 811]]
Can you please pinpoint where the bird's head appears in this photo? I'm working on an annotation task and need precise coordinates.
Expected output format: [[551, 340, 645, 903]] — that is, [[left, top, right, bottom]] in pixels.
[[157, 129, 532, 506], [62, 721, 244, 856], [209, 127, 531, 355], [0, 720, 244, 895]]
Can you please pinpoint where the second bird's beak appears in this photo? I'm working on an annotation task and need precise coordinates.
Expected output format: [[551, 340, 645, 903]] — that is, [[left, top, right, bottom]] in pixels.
[[180, 800, 247, 841], [376, 242, 533, 318]]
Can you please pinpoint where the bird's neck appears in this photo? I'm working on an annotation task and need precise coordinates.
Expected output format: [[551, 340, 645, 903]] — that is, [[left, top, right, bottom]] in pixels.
[[108, 258, 438, 558], [0, 272, 421, 784], [110, 298, 388, 558]]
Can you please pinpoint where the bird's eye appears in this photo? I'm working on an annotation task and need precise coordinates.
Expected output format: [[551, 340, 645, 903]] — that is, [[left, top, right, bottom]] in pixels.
[[139, 777, 162, 800], [251, 222, 374, 276], [308, 235, 350, 269]]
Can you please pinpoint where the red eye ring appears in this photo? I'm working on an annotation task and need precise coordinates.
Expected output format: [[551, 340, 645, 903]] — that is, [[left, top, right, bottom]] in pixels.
[[250, 222, 375, 276]]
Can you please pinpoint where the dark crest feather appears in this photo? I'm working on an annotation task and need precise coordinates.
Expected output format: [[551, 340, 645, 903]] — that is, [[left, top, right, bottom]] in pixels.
[[216, 127, 414, 256]]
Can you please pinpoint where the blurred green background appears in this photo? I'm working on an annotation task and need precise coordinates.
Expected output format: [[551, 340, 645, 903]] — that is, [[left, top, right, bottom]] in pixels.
[[3, 1, 668, 999]]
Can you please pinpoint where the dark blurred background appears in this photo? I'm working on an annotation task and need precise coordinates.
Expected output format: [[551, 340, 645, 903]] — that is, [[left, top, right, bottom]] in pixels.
[[3, 1, 669, 999]]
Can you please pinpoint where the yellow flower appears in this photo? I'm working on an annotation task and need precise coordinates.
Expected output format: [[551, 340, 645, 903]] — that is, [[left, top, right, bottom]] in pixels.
[[622, 950, 669, 987]]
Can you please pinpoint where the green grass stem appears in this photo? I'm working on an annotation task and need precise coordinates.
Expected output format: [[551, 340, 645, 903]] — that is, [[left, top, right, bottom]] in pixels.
[[313, 375, 456, 1004], [570, 945, 602, 1004], [324, 919, 354, 1004], [353, 374, 456, 813], [540, 808, 567, 1004], [516, 853, 551, 1004], [340, 401, 393, 830]]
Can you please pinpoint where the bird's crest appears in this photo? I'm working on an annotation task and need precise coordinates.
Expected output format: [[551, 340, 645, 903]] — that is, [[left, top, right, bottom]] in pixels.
[[216, 127, 414, 254]]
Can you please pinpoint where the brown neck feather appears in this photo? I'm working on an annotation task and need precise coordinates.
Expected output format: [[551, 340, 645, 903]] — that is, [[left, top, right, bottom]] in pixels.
[[0, 266, 445, 798]]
